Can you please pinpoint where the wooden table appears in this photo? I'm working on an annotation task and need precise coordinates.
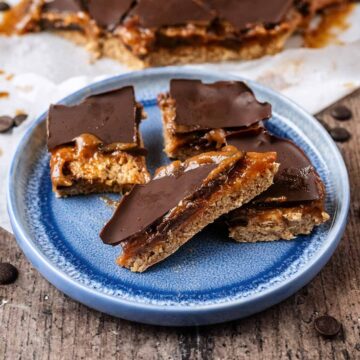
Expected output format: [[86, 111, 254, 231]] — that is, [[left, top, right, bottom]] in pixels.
[[1, 90, 359, 360]]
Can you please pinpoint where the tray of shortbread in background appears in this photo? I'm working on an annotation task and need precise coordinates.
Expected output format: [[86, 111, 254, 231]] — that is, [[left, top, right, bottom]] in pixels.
[[7, 68, 349, 326]]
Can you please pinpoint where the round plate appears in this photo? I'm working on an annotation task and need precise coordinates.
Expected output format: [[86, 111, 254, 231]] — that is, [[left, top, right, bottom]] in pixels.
[[7, 68, 349, 326]]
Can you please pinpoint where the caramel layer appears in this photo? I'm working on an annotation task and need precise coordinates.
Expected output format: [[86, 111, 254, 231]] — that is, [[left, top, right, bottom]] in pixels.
[[50, 133, 147, 190]]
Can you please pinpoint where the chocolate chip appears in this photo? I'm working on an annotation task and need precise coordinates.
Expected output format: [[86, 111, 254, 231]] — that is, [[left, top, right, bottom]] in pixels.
[[331, 105, 352, 121], [14, 113, 28, 126], [314, 315, 341, 337], [0, 116, 14, 133], [329, 127, 351, 142], [0, 2, 10, 11], [0, 263, 18, 284]]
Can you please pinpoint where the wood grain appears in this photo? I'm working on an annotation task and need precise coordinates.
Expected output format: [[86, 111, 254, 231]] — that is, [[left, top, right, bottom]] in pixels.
[[1, 91, 360, 360]]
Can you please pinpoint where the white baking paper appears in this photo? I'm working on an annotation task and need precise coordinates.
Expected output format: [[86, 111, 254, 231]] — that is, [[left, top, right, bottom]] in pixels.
[[0, 4, 359, 232]]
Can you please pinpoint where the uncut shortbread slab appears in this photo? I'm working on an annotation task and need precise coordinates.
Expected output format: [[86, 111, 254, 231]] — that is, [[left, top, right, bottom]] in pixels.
[[100, 147, 279, 272], [1, 0, 348, 68]]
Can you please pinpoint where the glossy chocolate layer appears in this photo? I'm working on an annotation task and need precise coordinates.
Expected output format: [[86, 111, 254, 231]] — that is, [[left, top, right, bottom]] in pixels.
[[125, 0, 214, 28], [170, 79, 271, 133], [47, 86, 138, 150], [87, 0, 134, 28], [207, 0, 293, 30], [125, 0, 293, 29], [227, 127, 322, 203], [100, 162, 218, 245], [43, 0, 83, 13]]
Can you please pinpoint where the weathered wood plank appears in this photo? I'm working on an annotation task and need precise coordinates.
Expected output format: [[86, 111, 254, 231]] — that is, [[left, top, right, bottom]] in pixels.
[[0, 90, 359, 360]]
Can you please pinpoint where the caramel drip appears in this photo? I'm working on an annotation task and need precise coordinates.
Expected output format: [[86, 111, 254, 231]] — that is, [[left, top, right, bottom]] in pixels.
[[304, 3, 354, 49], [154, 146, 243, 182], [0, 0, 42, 35], [50, 145, 75, 188], [50, 133, 102, 188], [204, 129, 227, 149], [50, 133, 144, 189]]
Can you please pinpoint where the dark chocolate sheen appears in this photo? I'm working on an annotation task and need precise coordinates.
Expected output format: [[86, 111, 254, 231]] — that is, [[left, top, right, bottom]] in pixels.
[[207, 0, 293, 29], [227, 128, 321, 202], [100, 163, 217, 245], [171, 79, 271, 132], [87, 0, 133, 28], [47, 86, 138, 150], [126, 0, 214, 28], [43, 0, 83, 12]]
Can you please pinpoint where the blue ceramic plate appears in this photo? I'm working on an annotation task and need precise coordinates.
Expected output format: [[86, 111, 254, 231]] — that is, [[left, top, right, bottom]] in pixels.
[[7, 68, 349, 326]]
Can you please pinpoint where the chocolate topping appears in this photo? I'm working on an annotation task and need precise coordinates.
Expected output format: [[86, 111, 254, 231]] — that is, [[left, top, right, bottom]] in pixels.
[[125, 0, 293, 30], [100, 162, 218, 245], [87, 0, 134, 28], [47, 86, 138, 150], [126, 0, 214, 28], [170, 79, 272, 133], [207, 0, 293, 30], [227, 127, 321, 203], [43, 0, 83, 13]]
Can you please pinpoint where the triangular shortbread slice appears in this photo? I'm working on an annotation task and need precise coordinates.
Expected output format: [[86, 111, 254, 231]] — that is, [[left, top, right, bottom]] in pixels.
[[100, 146, 278, 272]]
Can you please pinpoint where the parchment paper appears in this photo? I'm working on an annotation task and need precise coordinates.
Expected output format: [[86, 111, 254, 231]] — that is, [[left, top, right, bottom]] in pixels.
[[1, 4, 359, 232]]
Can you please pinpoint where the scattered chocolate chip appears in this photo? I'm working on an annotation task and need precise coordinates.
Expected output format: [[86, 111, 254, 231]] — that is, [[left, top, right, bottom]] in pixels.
[[0, 116, 14, 133], [14, 113, 28, 126], [331, 105, 352, 121], [0, 263, 18, 285], [314, 315, 341, 337], [0, 2, 10, 11], [329, 127, 351, 142]]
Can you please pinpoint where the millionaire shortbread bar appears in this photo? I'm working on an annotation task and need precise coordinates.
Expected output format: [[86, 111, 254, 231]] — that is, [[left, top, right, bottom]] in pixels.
[[47, 86, 150, 197], [100, 147, 278, 272], [158, 79, 272, 160], [223, 127, 329, 242]]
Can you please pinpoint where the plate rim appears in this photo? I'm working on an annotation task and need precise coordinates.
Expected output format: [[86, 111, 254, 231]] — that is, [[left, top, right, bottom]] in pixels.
[[7, 67, 350, 326]]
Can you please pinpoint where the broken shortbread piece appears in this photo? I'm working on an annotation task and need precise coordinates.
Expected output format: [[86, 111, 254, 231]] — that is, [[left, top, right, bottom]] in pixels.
[[222, 127, 329, 242], [47, 85, 150, 197], [158, 79, 272, 160], [100, 147, 279, 272]]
